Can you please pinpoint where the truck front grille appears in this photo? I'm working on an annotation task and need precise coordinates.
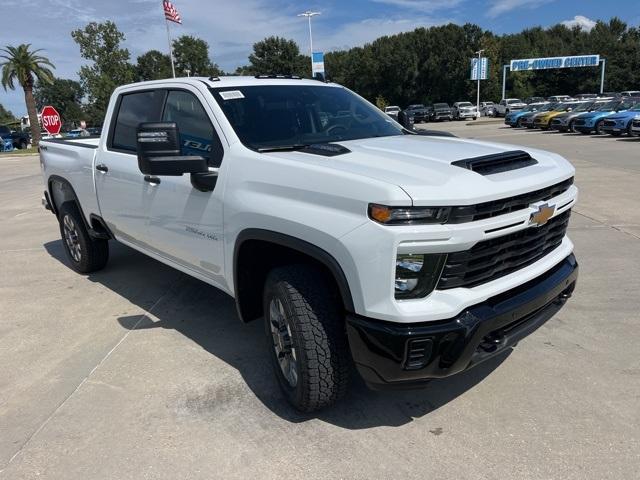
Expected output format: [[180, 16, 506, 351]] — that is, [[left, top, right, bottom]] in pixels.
[[437, 210, 571, 289], [447, 177, 573, 223]]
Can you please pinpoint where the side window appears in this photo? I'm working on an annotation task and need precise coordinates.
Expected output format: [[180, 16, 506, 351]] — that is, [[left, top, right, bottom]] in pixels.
[[111, 90, 164, 152], [162, 90, 223, 167]]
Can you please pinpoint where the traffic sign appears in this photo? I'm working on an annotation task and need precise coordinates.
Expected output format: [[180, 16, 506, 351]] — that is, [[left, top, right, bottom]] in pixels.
[[41, 106, 61, 135]]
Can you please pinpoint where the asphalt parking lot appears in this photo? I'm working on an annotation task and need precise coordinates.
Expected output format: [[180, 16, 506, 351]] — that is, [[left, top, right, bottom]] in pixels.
[[1, 123, 639, 479]]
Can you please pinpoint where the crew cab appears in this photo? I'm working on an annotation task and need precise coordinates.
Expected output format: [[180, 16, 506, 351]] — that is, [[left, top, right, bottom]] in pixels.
[[40, 76, 579, 412], [495, 98, 526, 117], [404, 104, 429, 123], [429, 102, 453, 121]]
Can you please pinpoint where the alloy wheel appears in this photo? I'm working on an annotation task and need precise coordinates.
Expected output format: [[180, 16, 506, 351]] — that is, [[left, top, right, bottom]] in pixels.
[[63, 214, 82, 262], [269, 297, 298, 387]]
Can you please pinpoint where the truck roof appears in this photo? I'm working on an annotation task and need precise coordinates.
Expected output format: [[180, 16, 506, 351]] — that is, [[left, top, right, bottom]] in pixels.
[[119, 76, 340, 91]]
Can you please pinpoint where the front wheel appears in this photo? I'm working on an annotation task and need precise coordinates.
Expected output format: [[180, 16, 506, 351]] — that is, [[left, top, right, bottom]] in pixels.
[[264, 265, 350, 412], [58, 202, 109, 273], [594, 120, 604, 135]]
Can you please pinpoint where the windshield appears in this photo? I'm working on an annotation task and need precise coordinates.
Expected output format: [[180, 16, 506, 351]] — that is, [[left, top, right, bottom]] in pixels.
[[386, 107, 400, 112], [210, 85, 403, 150], [458, 102, 473, 107], [408, 104, 424, 109], [507, 99, 522, 104], [434, 103, 449, 109]]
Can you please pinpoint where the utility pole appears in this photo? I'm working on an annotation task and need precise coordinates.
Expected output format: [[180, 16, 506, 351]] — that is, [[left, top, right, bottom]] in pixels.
[[298, 11, 321, 76], [475, 49, 484, 114]]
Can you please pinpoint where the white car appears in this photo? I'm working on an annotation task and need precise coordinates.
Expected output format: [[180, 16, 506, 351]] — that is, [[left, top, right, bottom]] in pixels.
[[495, 98, 527, 116], [452, 101, 478, 120], [384, 105, 401, 120], [40, 77, 579, 411]]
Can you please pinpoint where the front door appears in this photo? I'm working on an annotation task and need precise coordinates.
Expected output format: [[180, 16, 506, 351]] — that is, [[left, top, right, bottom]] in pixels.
[[145, 88, 227, 287]]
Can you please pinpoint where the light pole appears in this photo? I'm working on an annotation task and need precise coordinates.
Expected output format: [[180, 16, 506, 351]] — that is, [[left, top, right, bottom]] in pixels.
[[475, 49, 484, 116], [298, 11, 321, 76]]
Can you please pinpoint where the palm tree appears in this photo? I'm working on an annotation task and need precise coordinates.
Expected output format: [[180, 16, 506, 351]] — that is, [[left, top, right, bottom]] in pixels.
[[1, 44, 55, 147]]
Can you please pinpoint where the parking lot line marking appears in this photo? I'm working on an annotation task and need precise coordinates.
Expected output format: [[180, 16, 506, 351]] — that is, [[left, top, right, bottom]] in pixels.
[[573, 210, 640, 241], [0, 278, 183, 473]]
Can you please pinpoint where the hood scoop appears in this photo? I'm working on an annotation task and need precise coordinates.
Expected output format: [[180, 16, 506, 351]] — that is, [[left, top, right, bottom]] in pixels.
[[451, 150, 538, 175], [300, 143, 351, 157]]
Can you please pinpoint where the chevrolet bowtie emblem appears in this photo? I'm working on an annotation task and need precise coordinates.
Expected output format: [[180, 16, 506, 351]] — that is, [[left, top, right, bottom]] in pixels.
[[529, 203, 555, 227]]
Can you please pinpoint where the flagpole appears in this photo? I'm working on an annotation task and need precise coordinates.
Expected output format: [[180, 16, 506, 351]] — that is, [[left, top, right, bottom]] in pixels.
[[165, 18, 176, 78]]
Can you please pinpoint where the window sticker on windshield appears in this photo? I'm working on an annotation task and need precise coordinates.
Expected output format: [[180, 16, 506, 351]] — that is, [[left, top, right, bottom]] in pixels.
[[220, 90, 245, 100]]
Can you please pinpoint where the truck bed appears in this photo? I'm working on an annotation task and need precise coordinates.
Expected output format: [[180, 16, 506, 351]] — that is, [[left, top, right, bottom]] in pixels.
[[40, 137, 101, 224]]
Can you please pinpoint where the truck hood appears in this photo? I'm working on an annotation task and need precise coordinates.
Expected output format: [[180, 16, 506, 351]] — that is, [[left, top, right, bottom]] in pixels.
[[269, 135, 574, 206]]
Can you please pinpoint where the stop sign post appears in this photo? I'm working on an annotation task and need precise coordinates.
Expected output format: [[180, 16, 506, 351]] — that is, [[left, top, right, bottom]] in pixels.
[[41, 106, 62, 135]]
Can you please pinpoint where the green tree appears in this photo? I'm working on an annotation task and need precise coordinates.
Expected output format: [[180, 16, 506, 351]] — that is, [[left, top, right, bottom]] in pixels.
[[0, 44, 54, 146], [34, 78, 84, 129], [172, 35, 222, 77], [71, 21, 135, 123], [136, 50, 173, 81], [0, 103, 16, 124], [243, 37, 309, 77]]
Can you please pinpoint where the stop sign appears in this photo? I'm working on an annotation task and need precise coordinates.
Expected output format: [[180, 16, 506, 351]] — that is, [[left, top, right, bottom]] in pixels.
[[41, 106, 62, 135]]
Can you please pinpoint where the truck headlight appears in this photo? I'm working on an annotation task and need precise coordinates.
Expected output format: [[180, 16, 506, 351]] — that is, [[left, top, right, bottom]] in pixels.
[[369, 204, 450, 225], [395, 254, 447, 299]]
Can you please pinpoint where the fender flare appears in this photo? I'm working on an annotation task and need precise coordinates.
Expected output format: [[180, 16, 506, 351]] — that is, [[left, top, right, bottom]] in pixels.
[[233, 229, 356, 321], [47, 175, 112, 240]]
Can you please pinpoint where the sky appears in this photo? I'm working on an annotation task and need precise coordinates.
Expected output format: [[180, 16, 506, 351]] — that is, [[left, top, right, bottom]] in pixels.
[[1, 0, 639, 116]]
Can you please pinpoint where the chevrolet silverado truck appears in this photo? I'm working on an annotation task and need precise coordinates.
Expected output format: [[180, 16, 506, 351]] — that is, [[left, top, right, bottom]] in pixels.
[[39, 76, 579, 412]]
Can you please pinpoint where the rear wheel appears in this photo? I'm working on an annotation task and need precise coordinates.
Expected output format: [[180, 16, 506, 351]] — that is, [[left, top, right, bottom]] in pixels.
[[264, 265, 350, 412], [58, 202, 109, 273]]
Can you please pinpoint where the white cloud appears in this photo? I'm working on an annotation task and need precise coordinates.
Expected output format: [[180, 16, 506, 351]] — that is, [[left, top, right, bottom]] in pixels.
[[561, 15, 597, 31], [487, 0, 555, 18], [371, 0, 463, 12]]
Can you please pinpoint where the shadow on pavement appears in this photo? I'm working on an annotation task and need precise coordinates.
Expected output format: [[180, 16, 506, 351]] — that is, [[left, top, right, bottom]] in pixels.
[[45, 239, 510, 430]]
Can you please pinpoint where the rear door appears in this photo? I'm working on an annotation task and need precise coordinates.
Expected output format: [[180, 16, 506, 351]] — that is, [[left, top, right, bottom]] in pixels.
[[95, 89, 165, 249], [145, 88, 227, 286]]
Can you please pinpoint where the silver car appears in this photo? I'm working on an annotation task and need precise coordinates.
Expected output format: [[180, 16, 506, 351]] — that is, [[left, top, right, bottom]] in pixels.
[[452, 101, 478, 120]]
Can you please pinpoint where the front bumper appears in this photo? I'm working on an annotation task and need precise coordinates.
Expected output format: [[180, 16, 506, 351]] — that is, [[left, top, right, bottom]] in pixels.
[[347, 254, 578, 389]]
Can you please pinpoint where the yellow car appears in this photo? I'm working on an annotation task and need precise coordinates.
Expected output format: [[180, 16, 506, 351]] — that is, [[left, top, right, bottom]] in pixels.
[[533, 101, 584, 130]]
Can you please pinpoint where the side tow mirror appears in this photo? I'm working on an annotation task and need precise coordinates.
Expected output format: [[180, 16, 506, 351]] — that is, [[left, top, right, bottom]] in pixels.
[[136, 122, 208, 176]]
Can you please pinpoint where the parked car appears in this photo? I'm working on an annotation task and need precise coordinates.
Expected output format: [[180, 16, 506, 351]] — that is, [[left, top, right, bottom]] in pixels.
[[600, 104, 640, 136], [384, 106, 401, 120], [404, 104, 429, 123], [452, 102, 477, 120], [86, 127, 102, 136], [619, 90, 640, 97], [38, 76, 579, 411], [0, 125, 30, 149], [549, 100, 606, 132], [547, 95, 572, 103], [519, 103, 559, 128], [504, 103, 547, 128], [572, 99, 638, 135], [631, 115, 640, 135], [66, 129, 90, 138], [495, 98, 526, 117], [479, 101, 496, 117], [428, 102, 453, 121], [524, 96, 545, 104], [533, 101, 588, 130], [574, 94, 598, 100]]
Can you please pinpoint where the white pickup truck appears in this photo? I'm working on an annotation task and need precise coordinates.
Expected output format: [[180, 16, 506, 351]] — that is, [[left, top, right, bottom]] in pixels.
[[40, 76, 578, 411]]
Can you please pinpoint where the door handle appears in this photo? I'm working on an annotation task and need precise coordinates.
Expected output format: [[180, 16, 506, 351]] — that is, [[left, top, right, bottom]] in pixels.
[[96, 164, 109, 173], [144, 175, 161, 185]]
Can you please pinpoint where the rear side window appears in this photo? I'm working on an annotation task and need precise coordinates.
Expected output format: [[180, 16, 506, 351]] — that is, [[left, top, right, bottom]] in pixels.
[[162, 90, 223, 165], [111, 90, 164, 152]]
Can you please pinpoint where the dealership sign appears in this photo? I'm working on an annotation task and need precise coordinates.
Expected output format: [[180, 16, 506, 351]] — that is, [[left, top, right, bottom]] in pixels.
[[510, 54, 600, 71], [470, 57, 489, 80], [312, 52, 325, 80]]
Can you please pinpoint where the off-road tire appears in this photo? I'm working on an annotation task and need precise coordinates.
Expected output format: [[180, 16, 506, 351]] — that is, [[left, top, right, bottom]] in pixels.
[[58, 202, 109, 273], [264, 265, 350, 412]]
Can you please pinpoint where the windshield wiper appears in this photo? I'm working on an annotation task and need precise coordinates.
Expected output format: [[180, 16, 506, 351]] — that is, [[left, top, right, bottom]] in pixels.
[[257, 144, 308, 152]]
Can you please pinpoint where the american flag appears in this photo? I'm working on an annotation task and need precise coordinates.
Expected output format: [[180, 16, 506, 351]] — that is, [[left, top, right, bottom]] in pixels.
[[163, 0, 182, 24]]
